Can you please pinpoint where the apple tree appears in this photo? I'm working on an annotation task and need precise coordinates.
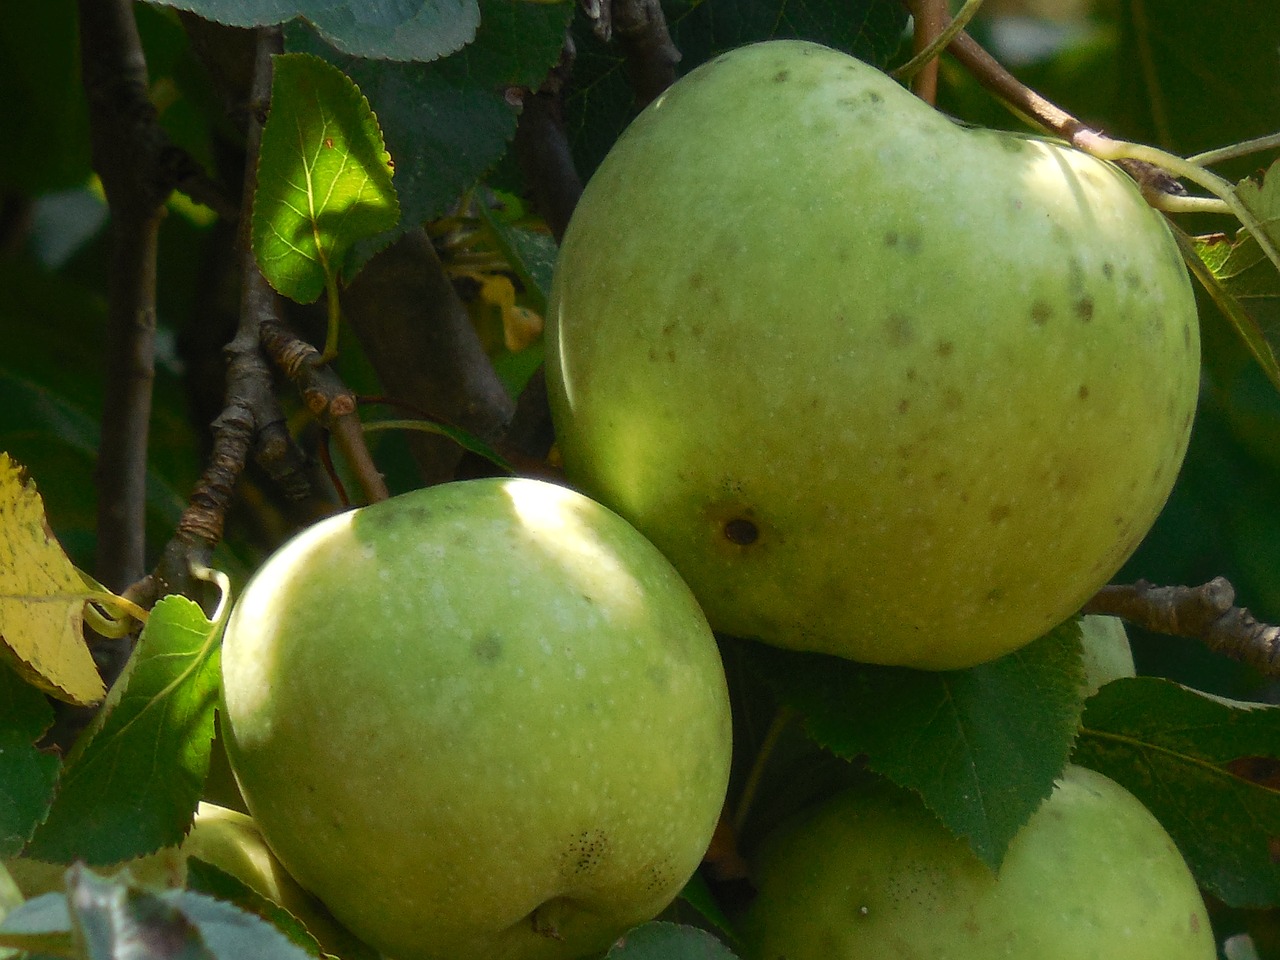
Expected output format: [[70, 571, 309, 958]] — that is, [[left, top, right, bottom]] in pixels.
[[1, 0, 1280, 958]]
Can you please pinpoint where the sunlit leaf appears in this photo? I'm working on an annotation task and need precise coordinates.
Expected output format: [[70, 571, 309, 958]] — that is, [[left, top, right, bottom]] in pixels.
[[0, 453, 103, 706], [252, 53, 398, 304], [24, 597, 222, 866]]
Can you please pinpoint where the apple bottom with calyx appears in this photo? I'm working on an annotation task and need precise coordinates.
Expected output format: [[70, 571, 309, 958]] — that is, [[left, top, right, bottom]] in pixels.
[[546, 39, 1200, 670], [219, 476, 734, 960], [736, 765, 1214, 960]]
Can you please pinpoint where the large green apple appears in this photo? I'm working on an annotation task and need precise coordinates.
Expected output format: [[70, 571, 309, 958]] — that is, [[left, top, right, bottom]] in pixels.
[[219, 477, 733, 960], [736, 764, 1215, 960], [546, 39, 1200, 669]]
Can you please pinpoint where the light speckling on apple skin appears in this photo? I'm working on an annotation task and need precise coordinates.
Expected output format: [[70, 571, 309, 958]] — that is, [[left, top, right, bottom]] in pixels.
[[220, 478, 733, 960], [736, 765, 1215, 960], [547, 40, 1201, 669]]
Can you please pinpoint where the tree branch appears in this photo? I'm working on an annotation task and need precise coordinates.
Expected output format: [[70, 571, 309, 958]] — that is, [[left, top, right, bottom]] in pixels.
[[79, 0, 168, 592], [1084, 579, 1280, 677], [513, 39, 583, 245], [344, 228, 516, 484], [609, 0, 681, 110]]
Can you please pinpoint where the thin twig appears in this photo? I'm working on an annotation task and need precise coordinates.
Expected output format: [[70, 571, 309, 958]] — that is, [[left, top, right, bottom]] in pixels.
[[1084, 578, 1280, 677], [513, 37, 583, 244], [904, 0, 946, 104]]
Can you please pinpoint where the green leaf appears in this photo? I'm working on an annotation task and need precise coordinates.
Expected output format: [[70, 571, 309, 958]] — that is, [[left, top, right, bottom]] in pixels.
[[606, 921, 740, 959], [24, 597, 222, 866], [252, 52, 399, 304], [0, 665, 60, 858], [68, 867, 215, 960], [746, 621, 1085, 870], [183, 860, 328, 960], [161, 886, 318, 960], [1236, 160, 1280, 260], [143, 0, 481, 62], [477, 191, 558, 313], [286, 0, 571, 233], [1074, 677, 1280, 908]]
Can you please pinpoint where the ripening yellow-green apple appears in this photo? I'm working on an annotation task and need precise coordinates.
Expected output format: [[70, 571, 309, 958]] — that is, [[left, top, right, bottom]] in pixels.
[[736, 765, 1215, 960], [546, 39, 1199, 669], [1079, 613, 1136, 697], [219, 477, 733, 960]]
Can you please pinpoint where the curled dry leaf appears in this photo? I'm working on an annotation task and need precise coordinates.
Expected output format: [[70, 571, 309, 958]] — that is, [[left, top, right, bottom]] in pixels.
[[0, 452, 105, 706]]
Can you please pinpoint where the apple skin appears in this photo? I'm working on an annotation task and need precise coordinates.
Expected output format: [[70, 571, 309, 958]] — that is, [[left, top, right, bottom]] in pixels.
[[1079, 614, 1136, 697], [219, 477, 733, 960], [736, 765, 1215, 960], [546, 39, 1200, 669]]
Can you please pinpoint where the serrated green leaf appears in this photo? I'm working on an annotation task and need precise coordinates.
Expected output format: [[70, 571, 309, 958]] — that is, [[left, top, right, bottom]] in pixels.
[[143, 0, 480, 62], [24, 597, 222, 866], [183, 860, 328, 960], [1074, 677, 1280, 907], [746, 621, 1085, 870], [161, 887, 318, 960], [68, 867, 215, 960], [0, 665, 60, 857], [286, 0, 571, 236], [1183, 225, 1280, 394], [678, 872, 736, 944], [253, 53, 399, 304], [606, 921, 740, 959], [567, 0, 909, 177]]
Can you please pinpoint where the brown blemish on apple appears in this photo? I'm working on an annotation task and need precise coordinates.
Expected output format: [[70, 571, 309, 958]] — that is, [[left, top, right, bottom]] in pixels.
[[897, 398, 911, 414], [472, 635, 503, 662], [884, 231, 899, 247], [773, 69, 790, 82], [1031, 301, 1053, 325], [1075, 297, 1095, 322], [724, 517, 759, 545], [989, 504, 1011, 523], [1078, 385, 1090, 400], [936, 340, 955, 358], [886, 313, 915, 347]]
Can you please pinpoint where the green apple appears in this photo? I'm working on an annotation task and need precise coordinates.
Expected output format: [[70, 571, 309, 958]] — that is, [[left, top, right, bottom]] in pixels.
[[546, 39, 1199, 669], [1079, 613, 1135, 697], [736, 764, 1215, 960], [219, 477, 733, 960]]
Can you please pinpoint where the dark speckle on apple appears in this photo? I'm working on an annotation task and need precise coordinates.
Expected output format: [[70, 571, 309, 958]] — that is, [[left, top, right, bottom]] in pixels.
[[724, 517, 759, 546], [472, 635, 503, 662], [1075, 297, 1095, 322], [773, 69, 790, 82], [1031, 301, 1053, 326], [886, 313, 915, 347]]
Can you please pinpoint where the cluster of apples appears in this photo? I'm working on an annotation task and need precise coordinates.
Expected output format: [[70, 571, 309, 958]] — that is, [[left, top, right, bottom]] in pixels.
[[216, 40, 1210, 960]]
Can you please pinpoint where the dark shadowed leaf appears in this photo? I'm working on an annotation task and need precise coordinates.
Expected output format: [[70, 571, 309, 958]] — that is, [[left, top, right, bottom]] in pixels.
[[143, 0, 480, 62], [1074, 677, 1280, 907], [0, 664, 60, 857], [24, 597, 222, 866], [69, 866, 215, 960], [287, 0, 571, 236], [606, 921, 740, 959], [746, 621, 1085, 869]]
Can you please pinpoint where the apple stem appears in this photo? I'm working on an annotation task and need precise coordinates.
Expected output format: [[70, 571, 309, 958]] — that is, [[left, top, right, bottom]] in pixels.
[[1188, 132, 1280, 167], [931, 19, 1280, 278], [892, 0, 986, 84], [731, 705, 796, 837]]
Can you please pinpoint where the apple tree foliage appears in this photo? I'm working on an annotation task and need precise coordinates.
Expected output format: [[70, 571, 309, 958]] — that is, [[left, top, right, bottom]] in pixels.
[[0, 0, 1279, 957]]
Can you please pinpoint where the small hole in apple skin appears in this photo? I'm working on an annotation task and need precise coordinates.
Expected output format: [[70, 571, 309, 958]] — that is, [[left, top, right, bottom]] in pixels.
[[724, 518, 759, 545]]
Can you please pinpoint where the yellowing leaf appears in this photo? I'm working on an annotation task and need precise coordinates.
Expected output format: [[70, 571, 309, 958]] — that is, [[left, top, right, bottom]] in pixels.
[[0, 453, 104, 706]]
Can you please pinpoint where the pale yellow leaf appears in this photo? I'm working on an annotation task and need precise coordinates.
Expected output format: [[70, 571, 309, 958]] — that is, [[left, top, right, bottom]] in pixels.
[[0, 452, 105, 705]]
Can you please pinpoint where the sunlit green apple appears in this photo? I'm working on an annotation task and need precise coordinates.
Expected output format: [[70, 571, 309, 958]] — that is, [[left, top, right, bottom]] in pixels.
[[1079, 613, 1136, 697], [547, 39, 1199, 669], [737, 765, 1214, 960], [219, 477, 733, 960]]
